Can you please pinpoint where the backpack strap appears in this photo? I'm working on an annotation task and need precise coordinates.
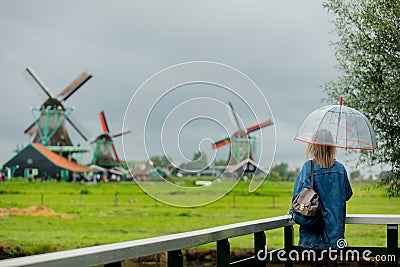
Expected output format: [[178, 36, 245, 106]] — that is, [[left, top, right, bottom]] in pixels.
[[310, 160, 314, 189]]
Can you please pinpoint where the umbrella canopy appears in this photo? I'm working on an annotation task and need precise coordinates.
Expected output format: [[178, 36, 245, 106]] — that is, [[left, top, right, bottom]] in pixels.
[[294, 103, 377, 150]]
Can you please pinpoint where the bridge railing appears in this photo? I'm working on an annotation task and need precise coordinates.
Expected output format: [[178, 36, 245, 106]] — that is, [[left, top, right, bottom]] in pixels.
[[0, 214, 399, 267]]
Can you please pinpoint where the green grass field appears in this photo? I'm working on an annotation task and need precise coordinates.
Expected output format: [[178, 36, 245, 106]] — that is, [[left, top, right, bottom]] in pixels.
[[0, 178, 399, 258]]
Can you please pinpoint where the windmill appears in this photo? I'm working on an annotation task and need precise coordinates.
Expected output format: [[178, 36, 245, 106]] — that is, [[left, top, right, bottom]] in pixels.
[[24, 67, 92, 154], [91, 111, 131, 168], [212, 102, 273, 167]]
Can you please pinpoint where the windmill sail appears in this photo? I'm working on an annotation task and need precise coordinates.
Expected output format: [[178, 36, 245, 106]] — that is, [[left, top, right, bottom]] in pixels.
[[24, 120, 38, 136], [26, 67, 55, 99], [226, 102, 241, 131], [111, 129, 131, 138], [23, 67, 91, 147], [66, 117, 88, 141], [59, 71, 92, 101]]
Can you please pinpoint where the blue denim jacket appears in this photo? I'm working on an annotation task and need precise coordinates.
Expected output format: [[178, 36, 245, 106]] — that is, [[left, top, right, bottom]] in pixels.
[[291, 160, 353, 249]]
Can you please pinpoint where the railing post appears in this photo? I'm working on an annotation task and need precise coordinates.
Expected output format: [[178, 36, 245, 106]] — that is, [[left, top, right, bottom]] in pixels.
[[254, 231, 266, 267], [387, 224, 398, 267], [284, 225, 294, 267], [217, 239, 230, 267], [168, 249, 183, 267]]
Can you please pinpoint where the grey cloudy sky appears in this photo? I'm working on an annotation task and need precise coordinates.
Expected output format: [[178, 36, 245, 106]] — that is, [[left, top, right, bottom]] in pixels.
[[0, 0, 342, 169]]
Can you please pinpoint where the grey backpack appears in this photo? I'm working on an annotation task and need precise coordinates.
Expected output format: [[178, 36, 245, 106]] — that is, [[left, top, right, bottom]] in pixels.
[[292, 161, 324, 231]]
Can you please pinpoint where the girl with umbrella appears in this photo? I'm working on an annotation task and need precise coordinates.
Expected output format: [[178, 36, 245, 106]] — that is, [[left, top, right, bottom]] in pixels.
[[291, 99, 377, 266], [291, 129, 353, 267]]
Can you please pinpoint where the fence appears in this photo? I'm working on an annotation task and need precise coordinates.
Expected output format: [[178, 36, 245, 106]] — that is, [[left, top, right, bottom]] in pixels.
[[0, 214, 399, 267]]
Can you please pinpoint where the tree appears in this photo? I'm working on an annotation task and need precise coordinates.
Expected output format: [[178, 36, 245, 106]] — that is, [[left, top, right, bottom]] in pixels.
[[267, 170, 282, 181], [323, 0, 400, 197], [149, 155, 173, 168], [350, 170, 362, 180], [269, 162, 298, 181], [179, 151, 209, 171], [192, 151, 202, 161], [215, 158, 228, 166], [273, 162, 289, 181], [148, 155, 177, 176]]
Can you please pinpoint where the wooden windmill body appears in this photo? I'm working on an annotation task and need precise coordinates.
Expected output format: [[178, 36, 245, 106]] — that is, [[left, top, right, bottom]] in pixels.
[[227, 129, 255, 165]]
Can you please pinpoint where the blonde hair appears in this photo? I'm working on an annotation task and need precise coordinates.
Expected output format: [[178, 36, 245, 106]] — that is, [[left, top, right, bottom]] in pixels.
[[305, 144, 336, 168], [305, 129, 337, 168]]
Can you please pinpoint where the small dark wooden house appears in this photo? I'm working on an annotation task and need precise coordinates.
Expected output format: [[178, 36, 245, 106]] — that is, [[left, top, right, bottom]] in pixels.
[[225, 158, 268, 178], [2, 143, 92, 181]]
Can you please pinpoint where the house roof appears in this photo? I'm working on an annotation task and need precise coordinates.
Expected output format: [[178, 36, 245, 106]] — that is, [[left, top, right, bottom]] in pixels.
[[129, 169, 151, 176], [90, 165, 127, 175], [225, 158, 268, 174], [32, 143, 92, 172]]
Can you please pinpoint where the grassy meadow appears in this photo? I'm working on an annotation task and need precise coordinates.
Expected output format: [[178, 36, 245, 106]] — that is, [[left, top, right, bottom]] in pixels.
[[0, 178, 399, 258]]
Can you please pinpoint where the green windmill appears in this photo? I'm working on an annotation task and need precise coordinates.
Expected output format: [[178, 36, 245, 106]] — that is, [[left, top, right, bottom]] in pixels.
[[91, 111, 131, 168], [212, 102, 273, 166], [24, 67, 92, 158]]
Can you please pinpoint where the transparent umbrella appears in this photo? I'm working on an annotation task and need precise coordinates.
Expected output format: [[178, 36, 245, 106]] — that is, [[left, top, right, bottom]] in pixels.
[[294, 98, 377, 150]]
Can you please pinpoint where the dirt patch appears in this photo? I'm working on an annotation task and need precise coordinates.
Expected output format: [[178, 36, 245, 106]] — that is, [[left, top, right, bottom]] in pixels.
[[0, 205, 56, 217]]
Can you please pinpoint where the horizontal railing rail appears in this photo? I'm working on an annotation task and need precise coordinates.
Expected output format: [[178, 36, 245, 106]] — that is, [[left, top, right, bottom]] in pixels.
[[0, 214, 399, 267]]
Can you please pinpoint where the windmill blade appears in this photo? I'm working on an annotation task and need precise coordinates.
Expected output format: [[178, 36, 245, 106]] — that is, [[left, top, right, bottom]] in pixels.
[[26, 66, 55, 99], [99, 111, 110, 133], [226, 102, 241, 130], [111, 143, 121, 163], [24, 121, 38, 136], [111, 128, 131, 138], [212, 137, 231, 149], [59, 72, 92, 101], [66, 117, 88, 141], [246, 119, 273, 134]]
